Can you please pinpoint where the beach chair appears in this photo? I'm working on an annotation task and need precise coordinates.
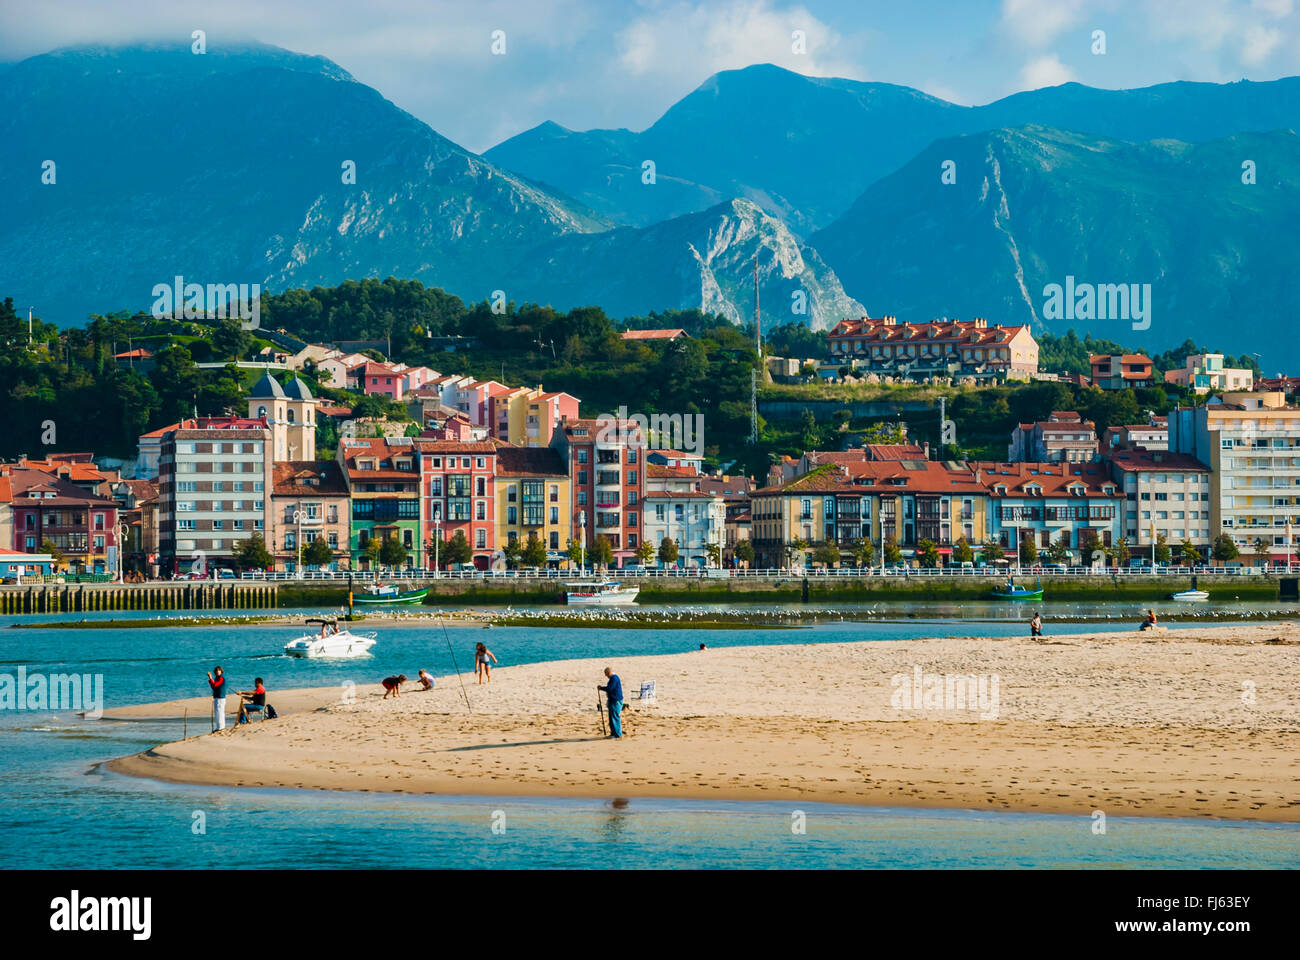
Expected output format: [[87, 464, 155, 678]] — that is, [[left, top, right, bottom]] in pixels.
[[634, 680, 656, 705]]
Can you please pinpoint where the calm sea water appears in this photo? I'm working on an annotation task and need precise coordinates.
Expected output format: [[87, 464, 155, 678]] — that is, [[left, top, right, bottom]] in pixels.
[[1, 603, 1297, 869]]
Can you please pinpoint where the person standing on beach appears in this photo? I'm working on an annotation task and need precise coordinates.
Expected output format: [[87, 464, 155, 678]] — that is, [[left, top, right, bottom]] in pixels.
[[1029, 613, 1043, 638], [475, 642, 497, 684], [207, 666, 227, 731], [597, 667, 624, 739]]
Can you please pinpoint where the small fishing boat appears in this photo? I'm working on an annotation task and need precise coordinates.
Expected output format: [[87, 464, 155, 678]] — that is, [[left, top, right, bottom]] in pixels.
[[565, 580, 640, 606], [352, 583, 428, 605], [284, 618, 378, 658], [991, 578, 1043, 600], [1170, 589, 1209, 602]]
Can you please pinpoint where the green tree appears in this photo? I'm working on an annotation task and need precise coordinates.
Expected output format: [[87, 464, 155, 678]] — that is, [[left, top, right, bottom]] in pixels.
[[813, 539, 840, 567], [785, 536, 808, 566], [658, 537, 680, 566], [733, 538, 755, 567], [705, 542, 722, 567], [916, 539, 940, 568], [951, 537, 974, 564], [850, 537, 875, 567], [635, 540, 655, 566], [234, 533, 274, 571], [521, 534, 548, 568], [883, 536, 903, 564], [979, 538, 1004, 565], [1019, 532, 1038, 565], [590, 535, 614, 569], [1044, 533, 1071, 564], [212, 318, 252, 362], [1114, 537, 1131, 566], [442, 530, 473, 567], [566, 538, 585, 568], [379, 535, 408, 569], [302, 536, 334, 568], [1212, 535, 1239, 563], [1078, 529, 1103, 565], [503, 537, 523, 569], [1252, 537, 1270, 567], [40, 537, 64, 565], [1180, 539, 1202, 565], [1154, 533, 1172, 564]]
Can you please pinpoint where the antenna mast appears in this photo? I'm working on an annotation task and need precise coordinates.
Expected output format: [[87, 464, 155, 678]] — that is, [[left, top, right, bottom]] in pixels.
[[750, 255, 761, 445]]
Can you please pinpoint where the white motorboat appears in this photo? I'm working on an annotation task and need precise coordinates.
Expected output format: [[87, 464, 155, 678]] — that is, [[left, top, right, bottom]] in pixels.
[[284, 618, 378, 658], [564, 580, 640, 606], [1170, 589, 1210, 602]]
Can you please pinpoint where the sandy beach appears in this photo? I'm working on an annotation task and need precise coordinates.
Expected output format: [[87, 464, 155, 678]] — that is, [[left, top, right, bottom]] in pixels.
[[107, 622, 1300, 821]]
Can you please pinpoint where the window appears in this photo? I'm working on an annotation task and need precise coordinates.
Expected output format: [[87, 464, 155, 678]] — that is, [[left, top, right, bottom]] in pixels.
[[476, 502, 486, 520], [475, 530, 486, 548]]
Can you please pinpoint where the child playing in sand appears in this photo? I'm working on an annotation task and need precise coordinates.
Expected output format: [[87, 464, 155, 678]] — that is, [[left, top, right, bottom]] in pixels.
[[474, 643, 497, 684], [414, 669, 435, 691], [381, 674, 407, 699]]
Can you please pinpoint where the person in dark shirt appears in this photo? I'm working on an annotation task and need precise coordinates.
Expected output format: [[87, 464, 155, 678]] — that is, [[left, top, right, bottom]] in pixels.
[[207, 666, 227, 731], [381, 674, 407, 699], [597, 667, 624, 739], [235, 678, 267, 724]]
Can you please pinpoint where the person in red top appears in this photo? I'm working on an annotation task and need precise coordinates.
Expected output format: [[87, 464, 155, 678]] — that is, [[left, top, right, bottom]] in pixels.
[[235, 678, 267, 724], [381, 674, 407, 699]]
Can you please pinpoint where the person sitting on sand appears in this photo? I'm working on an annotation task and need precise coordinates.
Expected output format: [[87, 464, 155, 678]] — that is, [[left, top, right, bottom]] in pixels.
[[1140, 609, 1158, 631], [381, 674, 407, 699], [474, 642, 498, 684], [415, 669, 435, 691], [235, 677, 267, 724], [1029, 613, 1043, 638]]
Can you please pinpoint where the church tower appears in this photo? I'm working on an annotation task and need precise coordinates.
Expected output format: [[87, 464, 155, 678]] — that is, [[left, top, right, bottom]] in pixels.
[[249, 375, 318, 462]]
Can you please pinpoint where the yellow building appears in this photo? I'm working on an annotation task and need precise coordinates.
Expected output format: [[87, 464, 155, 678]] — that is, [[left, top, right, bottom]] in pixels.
[[751, 461, 993, 567], [494, 446, 571, 565]]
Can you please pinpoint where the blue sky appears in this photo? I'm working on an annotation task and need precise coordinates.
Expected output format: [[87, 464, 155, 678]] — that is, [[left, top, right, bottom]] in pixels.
[[2, 0, 1297, 152]]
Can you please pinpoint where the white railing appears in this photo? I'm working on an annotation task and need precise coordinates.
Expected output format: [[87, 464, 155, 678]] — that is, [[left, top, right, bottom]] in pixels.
[[233, 564, 1286, 581]]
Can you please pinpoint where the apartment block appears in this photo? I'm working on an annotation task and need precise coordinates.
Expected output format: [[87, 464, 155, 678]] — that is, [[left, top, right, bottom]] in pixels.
[[1089, 354, 1154, 390], [1168, 392, 1300, 560], [1163, 354, 1254, 394], [157, 419, 273, 573], [271, 461, 350, 572], [1007, 411, 1099, 462], [552, 417, 645, 566], [1107, 449, 1211, 549]]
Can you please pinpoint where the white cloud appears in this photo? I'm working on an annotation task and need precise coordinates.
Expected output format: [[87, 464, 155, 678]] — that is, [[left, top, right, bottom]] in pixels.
[[999, 0, 1090, 48], [1241, 23, 1284, 62], [1020, 53, 1077, 88], [614, 0, 864, 83]]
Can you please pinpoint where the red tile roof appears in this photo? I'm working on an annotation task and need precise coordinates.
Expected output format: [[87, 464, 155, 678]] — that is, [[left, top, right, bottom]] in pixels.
[[621, 329, 687, 341], [828, 316, 1028, 347]]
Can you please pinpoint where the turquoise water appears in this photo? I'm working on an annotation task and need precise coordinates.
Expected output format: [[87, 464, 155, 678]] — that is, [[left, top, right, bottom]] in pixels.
[[1, 606, 1297, 869]]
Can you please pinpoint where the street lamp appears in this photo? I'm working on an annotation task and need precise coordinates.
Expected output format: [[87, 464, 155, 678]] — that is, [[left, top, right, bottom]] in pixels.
[[579, 510, 587, 576], [295, 506, 303, 579], [1288, 521, 1294, 574], [432, 505, 442, 576]]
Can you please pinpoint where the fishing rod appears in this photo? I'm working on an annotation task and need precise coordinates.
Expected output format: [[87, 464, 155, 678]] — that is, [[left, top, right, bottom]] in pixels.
[[440, 617, 473, 714]]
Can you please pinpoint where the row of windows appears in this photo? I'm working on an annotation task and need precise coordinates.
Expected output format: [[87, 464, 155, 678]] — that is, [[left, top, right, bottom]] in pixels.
[[176, 481, 264, 492], [176, 519, 264, 531]]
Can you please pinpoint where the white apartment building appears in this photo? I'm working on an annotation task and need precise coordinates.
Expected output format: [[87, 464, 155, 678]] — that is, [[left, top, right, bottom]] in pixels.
[[1168, 392, 1300, 560], [1107, 449, 1212, 550], [642, 492, 726, 567]]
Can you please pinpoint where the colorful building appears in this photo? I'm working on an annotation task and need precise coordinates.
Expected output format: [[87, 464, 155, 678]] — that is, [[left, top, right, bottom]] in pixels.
[[419, 440, 500, 568], [1089, 354, 1154, 390], [7, 467, 120, 574], [974, 461, 1123, 560], [337, 437, 422, 569], [271, 461, 350, 572], [493, 446, 570, 565], [552, 417, 646, 567]]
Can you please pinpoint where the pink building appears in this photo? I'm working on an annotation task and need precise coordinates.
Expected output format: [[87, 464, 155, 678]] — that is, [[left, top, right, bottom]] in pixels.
[[356, 361, 406, 400]]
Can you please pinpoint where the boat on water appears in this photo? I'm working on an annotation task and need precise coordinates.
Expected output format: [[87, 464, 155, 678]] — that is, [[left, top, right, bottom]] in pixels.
[[991, 578, 1043, 600], [564, 580, 640, 606], [351, 583, 429, 605], [1170, 589, 1210, 602], [284, 618, 378, 658]]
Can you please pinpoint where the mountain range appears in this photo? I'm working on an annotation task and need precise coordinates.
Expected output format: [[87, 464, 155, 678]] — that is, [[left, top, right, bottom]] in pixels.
[[2, 44, 1298, 365]]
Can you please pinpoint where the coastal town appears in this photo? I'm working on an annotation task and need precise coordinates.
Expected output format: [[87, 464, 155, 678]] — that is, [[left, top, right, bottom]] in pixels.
[[2, 315, 1296, 583]]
